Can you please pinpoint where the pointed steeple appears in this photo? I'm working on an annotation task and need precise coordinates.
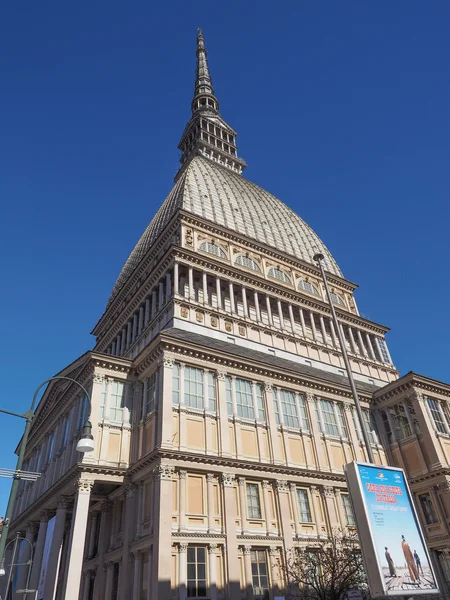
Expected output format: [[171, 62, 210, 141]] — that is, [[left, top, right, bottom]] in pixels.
[[175, 29, 246, 181]]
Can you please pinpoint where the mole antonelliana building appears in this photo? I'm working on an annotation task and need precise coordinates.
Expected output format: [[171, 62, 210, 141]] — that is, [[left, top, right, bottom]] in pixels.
[[5, 30, 450, 600]]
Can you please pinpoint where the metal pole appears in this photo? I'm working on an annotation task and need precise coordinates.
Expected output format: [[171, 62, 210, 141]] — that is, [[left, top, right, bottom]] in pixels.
[[0, 376, 92, 569], [4, 532, 20, 599], [313, 253, 375, 464]]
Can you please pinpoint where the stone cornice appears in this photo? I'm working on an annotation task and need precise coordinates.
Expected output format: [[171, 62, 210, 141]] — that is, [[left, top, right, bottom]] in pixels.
[[372, 371, 450, 405]]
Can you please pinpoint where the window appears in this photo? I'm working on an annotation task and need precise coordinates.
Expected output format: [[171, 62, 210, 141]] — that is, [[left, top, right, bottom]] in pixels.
[[100, 379, 107, 419], [419, 493, 439, 525], [381, 410, 393, 444], [352, 409, 378, 444], [376, 337, 391, 364], [187, 546, 207, 598], [341, 494, 355, 526], [110, 381, 125, 422], [172, 363, 180, 405], [330, 292, 345, 306], [207, 372, 216, 412], [78, 395, 88, 430], [250, 550, 269, 597], [390, 405, 412, 440], [226, 376, 233, 416], [318, 399, 340, 437], [279, 390, 298, 428], [273, 392, 280, 425], [198, 240, 227, 260], [298, 279, 320, 296], [336, 404, 348, 438], [235, 255, 261, 272], [268, 267, 291, 284], [246, 483, 262, 519], [297, 489, 312, 522], [145, 372, 157, 415], [235, 378, 254, 420], [34, 446, 42, 473], [427, 398, 447, 434], [47, 432, 55, 463], [111, 562, 120, 600], [297, 395, 309, 430], [62, 414, 70, 448], [185, 367, 204, 409], [255, 385, 265, 421]]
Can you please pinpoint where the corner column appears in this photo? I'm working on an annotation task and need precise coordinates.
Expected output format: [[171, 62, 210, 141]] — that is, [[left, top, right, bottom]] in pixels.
[[222, 473, 240, 598], [178, 543, 188, 600], [151, 464, 175, 599], [42, 497, 69, 600]]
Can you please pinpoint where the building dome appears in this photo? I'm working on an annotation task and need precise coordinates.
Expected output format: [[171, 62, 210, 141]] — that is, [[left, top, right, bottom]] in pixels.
[[109, 155, 342, 303]]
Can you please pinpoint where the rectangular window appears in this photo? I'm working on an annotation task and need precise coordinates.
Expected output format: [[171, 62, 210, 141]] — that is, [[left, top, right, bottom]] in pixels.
[[236, 378, 254, 420], [110, 381, 125, 422], [280, 390, 299, 428], [336, 404, 348, 438], [427, 398, 447, 434], [298, 394, 309, 430], [187, 546, 207, 598], [78, 395, 88, 430], [419, 493, 439, 524], [146, 372, 157, 415], [391, 405, 411, 440], [172, 363, 180, 405], [250, 550, 269, 597], [208, 372, 216, 412], [376, 337, 390, 364], [341, 494, 355, 526], [226, 376, 233, 416], [184, 366, 204, 409], [47, 432, 55, 462], [62, 414, 70, 448], [297, 489, 312, 523], [100, 379, 107, 419], [246, 483, 262, 519], [34, 446, 42, 473], [273, 389, 280, 425], [319, 399, 340, 437], [256, 385, 265, 421]]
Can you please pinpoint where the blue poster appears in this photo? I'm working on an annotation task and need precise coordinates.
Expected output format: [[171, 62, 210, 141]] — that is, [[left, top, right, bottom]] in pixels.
[[357, 464, 438, 594]]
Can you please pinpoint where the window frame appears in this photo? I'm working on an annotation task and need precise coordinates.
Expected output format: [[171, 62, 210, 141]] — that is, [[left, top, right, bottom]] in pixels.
[[426, 397, 448, 434], [187, 546, 207, 598], [235, 255, 261, 272], [267, 266, 292, 285], [341, 493, 355, 526], [250, 549, 270, 598], [198, 240, 227, 260], [296, 488, 313, 523], [246, 482, 262, 520], [297, 279, 320, 296], [235, 378, 255, 421], [419, 493, 439, 525]]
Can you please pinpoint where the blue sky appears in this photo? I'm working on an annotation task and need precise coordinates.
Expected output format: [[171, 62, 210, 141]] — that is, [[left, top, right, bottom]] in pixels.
[[1, 1, 449, 513]]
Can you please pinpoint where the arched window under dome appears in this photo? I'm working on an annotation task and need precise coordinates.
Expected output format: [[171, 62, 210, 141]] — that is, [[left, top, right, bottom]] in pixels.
[[268, 267, 292, 285], [235, 255, 261, 272], [330, 292, 345, 306], [198, 241, 227, 260], [298, 279, 320, 296]]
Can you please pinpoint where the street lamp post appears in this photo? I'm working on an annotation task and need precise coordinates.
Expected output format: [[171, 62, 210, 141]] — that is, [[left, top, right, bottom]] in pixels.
[[0, 376, 95, 573]]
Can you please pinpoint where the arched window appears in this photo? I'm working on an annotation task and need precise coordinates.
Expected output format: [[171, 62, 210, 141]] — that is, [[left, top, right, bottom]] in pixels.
[[268, 267, 291, 285], [198, 241, 227, 260], [235, 255, 261, 272], [298, 279, 320, 296], [330, 292, 345, 306]]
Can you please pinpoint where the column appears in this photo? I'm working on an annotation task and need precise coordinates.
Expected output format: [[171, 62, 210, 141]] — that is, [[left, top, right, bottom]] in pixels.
[[92, 500, 112, 596], [216, 276, 222, 309], [277, 299, 285, 329], [159, 281, 164, 309], [319, 315, 327, 344], [298, 308, 307, 337], [276, 480, 293, 551], [166, 271, 172, 300], [132, 551, 142, 600], [209, 544, 218, 600], [348, 327, 359, 354], [63, 479, 94, 600], [242, 286, 249, 317], [289, 483, 301, 537], [288, 304, 296, 333], [207, 473, 215, 532], [266, 296, 273, 325], [151, 465, 175, 598], [120, 328, 126, 354], [251, 382, 259, 422], [357, 329, 368, 358], [87, 512, 98, 559], [132, 313, 138, 342], [202, 272, 208, 304], [254, 290, 261, 322], [179, 543, 188, 600], [321, 485, 339, 531], [238, 477, 248, 533], [412, 391, 447, 467], [262, 481, 272, 535], [309, 311, 318, 341], [118, 484, 137, 599], [29, 511, 49, 591], [174, 262, 179, 295], [365, 333, 376, 360], [42, 497, 69, 600], [329, 318, 338, 347], [216, 370, 231, 456], [179, 470, 187, 531], [135, 482, 144, 539], [188, 266, 194, 299], [309, 486, 321, 534], [81, 571, 91, 600], [306, 392, 326, 467], [222, 474, 240, 598], [242, 545, 253, 600], [335, 489, 348, 528], [229, 282, 235, 313], [104, 562, 114, 599], [138, 305, 144, 335], [151, 290, 157, 318]]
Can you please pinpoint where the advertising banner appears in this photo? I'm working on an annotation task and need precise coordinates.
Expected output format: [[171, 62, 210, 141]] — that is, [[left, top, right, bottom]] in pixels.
[[344, 462, 439, 597], [37, 515, 56, 600]]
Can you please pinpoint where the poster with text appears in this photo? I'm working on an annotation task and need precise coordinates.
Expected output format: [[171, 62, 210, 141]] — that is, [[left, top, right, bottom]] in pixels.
[[37, 515, 56, 600], [345, 462, 438, 596]]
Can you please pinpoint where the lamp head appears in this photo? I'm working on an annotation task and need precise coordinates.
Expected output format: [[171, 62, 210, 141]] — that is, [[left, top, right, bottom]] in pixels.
[[313, 253, 325, 263], [76, 421, 94, 453]]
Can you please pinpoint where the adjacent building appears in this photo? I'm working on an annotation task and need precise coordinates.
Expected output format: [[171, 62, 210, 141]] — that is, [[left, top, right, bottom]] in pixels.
[[3, 29, 450, 600]]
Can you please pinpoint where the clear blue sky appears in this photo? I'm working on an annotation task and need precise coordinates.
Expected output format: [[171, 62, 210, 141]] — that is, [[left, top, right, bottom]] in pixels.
[[1, 1, 449, 514]]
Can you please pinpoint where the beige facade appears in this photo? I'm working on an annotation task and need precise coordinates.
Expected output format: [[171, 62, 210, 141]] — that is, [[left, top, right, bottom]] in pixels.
[[3, 29, 450, 600]]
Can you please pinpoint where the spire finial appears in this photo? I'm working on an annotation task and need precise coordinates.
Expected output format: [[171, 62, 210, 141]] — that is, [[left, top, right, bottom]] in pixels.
[[192, 27, 218, 114]]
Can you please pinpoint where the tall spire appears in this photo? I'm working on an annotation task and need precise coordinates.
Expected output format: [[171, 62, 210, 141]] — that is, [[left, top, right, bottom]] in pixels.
[[175, 29, 246, 180], [192, 28, 218, 113]]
